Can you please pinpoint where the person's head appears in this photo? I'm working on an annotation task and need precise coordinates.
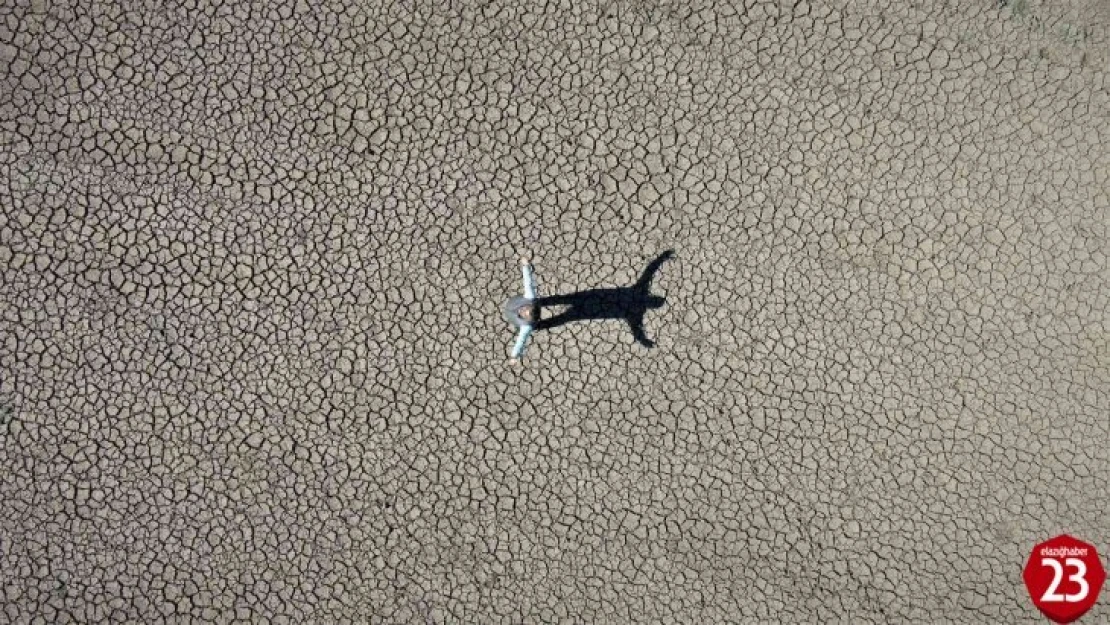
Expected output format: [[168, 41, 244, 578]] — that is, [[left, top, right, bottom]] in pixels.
[[517, 304, 539, 323]]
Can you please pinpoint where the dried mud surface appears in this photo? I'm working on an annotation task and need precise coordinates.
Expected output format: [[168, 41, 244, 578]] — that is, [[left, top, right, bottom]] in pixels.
[[1, 0, 1108, 622]]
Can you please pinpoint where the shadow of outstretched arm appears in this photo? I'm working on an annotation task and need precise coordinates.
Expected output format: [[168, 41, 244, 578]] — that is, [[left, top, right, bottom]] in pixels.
[[635, 249, 674, 294]]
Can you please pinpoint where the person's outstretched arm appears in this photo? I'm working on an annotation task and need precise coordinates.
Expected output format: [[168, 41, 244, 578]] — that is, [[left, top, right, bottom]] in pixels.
[[521, 257, 536, 299], [511, 325, 532, 360]]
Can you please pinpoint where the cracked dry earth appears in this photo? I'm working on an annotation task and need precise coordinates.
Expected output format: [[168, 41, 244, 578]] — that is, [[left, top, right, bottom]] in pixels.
[[1, 0, 1108, 622]]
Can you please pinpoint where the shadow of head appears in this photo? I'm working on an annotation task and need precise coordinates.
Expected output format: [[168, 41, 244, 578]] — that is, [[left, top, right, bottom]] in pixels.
[[534, 250, 673, 347]]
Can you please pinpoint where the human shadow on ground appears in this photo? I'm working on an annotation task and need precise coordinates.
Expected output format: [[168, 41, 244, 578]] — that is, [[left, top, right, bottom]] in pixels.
[[534, 250, 673, 347]]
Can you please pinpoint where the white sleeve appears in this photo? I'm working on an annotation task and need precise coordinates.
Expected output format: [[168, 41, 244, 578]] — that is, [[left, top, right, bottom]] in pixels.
[[522, 264, 536, 299], [511, 326, 533, 359]]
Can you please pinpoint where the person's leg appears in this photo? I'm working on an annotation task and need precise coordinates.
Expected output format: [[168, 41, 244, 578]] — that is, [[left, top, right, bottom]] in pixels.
[[535, 294, 573, 307], [534, 310, 572, 331]]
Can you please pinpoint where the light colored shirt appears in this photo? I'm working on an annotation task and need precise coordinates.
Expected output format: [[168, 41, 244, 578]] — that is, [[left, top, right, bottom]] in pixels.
[[508, 263, 537, 358]]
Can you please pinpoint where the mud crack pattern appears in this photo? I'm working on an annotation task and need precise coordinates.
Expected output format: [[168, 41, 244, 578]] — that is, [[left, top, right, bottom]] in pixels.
[[1, 0, 1108, 622]]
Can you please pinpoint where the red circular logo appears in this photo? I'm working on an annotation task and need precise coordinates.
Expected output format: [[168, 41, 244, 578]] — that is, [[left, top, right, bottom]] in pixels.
[[1023, 534, 1105, 623]]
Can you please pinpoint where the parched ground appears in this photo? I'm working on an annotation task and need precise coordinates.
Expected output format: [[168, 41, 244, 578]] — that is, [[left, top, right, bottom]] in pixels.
[[1, 0, 1107, 622]]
